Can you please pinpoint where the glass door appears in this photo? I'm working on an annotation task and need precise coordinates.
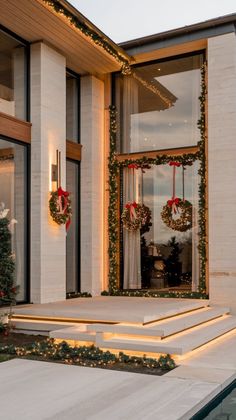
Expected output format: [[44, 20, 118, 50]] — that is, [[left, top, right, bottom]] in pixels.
[[66, 159, 80, 294]]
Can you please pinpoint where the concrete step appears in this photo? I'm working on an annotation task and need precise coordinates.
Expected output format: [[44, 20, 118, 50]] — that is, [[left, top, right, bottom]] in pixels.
[[96, 315, 236, 355], [12, 318, 80, 335], [50, 325, 96, 343], [87, 307, 229, 338]]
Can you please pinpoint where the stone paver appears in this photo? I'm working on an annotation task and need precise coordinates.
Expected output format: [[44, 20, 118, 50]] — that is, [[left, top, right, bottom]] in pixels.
[[0, 359, 219, 420]]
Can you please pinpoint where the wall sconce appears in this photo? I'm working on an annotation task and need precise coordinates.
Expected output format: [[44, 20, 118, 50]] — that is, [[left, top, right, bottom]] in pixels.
[[51, 149, 61, 191]]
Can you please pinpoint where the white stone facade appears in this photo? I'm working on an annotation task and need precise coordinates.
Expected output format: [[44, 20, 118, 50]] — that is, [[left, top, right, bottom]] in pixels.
[[208, 32, 236, 314], [30, 42, 66, 303]]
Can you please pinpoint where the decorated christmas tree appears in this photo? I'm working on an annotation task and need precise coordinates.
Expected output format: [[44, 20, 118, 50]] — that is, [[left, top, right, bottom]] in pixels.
[[0, 205, 18, 305]]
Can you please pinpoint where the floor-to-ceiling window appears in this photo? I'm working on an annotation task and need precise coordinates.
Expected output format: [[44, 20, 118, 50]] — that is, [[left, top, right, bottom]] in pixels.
[[0, 138, 28, 301], [115, 52, 203, 292], [0, 27, 29, 302], [66, 70, 80, 294], [0, 28, 28, 120]]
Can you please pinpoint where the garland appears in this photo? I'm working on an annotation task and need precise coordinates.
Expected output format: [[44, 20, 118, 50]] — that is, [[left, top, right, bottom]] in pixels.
[[108, 62, 207, 296], [197, 63, 207, 293], [42, 0, 131, 75], [0, 339, 176, 371]]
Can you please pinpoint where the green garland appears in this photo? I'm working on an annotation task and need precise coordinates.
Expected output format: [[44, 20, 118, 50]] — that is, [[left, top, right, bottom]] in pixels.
[[107, 63, 207, 297], [197, 63, 207, 293], [0, 339, 176, 371], [42, 0, 131, 75]]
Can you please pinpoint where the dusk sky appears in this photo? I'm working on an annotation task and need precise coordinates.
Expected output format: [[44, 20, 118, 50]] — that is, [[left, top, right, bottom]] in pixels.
[[70, 0, 236, 42]]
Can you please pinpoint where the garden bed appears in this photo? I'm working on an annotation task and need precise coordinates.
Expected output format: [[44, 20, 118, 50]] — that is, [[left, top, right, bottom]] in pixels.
[[0, 332, 176, 376]]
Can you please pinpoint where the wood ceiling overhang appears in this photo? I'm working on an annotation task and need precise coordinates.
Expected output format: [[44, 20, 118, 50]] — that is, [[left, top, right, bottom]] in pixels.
[[0, 0, 131, 75]]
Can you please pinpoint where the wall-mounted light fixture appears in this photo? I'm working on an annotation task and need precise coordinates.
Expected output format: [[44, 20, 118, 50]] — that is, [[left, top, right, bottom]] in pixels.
[[51, 149, 61, 190]]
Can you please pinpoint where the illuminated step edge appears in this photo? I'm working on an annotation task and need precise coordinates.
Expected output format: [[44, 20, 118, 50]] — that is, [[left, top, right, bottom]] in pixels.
[[49, 315, 236, 356], [95, 316, 236, 355], [86, 307, 229, 338], [12, 319, 80, 334], [50, 326, 96, 343]]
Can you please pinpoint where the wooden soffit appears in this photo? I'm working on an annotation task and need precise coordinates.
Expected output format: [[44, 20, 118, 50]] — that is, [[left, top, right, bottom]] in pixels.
[[0, 0, 130, 75], [127, 39, 207, 65]]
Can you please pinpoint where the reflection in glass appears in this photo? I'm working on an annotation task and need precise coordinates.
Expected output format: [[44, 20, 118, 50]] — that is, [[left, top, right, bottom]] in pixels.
[[0, 138, 27, 301], [66, 72, 79, 142], [66, 160, 79, 293], [122, 162, 200, 291], [0, 30, 27, 120], [115, 54, 203, 153]]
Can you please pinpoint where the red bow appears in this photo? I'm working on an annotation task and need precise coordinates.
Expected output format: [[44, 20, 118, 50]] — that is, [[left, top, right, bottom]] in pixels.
[[57, 187, 71, 231], [125, 201, 138, 221], [128, 163, 139, 170], [169, 161, 181, 167], [167, 197, 180, 214]]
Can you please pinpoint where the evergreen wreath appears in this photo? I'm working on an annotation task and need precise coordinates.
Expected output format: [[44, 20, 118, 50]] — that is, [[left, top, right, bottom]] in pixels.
[[49, 187, 72, 230], [161, 198, 192, 232], [121, 203, 151, 232]]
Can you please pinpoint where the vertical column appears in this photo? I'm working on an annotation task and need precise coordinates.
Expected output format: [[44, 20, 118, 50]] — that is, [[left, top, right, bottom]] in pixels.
[[208, 32, 236, 313], [80, 76, 105, 294], [30, 42, 66, 303]]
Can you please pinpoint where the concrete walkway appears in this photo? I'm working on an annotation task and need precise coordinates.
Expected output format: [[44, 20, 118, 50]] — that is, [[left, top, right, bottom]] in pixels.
[[1, 331, 236, 420]]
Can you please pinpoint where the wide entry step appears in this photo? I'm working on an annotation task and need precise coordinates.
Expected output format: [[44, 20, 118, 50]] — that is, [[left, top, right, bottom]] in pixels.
[[96, 315, 236, 355], [87, 307, 229, 338]]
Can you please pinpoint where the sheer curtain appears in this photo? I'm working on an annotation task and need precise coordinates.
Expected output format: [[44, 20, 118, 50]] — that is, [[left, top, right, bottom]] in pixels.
[[122, 76, 142, 288], [123, 168, 142, 289]]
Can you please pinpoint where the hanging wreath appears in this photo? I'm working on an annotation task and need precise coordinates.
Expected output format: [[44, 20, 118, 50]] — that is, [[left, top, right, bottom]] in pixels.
[[161, 161, 192, 232], [161, 198, 192, 232], [122, 202, 152, 232], [49, 186, 72, 230]]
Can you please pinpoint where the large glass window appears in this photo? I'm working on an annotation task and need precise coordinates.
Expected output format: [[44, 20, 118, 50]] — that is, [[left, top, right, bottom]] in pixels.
[[0, 138, 28, 301], [115, 54, 203, 153], [122, 162, 200, 292], [66, 160, 80, 293], [0, 29, 27, 120], [66, 71, 80, 142]]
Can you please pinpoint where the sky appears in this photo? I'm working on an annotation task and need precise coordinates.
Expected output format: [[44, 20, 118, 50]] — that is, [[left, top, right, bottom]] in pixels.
[[70, 0, 236, 43]]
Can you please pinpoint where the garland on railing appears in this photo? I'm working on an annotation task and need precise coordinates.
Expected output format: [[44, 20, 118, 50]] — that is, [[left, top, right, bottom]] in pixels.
[[107, 63, 207, 297], [42, 0, 131, 75]]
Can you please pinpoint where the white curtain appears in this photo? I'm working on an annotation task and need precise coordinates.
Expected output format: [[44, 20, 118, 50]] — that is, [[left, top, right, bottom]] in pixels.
[[191, 162, 200, 291], [123, 168, 142, 289]]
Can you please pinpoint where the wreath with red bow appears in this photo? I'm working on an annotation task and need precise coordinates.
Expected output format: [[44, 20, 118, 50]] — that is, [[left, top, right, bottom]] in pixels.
[[161, 198, 192, 232], [49, 187, 72, 230], [161, 161, 192, 232], [121, 202, 151, 231]]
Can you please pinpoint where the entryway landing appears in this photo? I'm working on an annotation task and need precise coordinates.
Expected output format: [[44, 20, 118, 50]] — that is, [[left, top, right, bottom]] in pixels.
[[12, 297, 236, 359], [13, 296, 209, 324]]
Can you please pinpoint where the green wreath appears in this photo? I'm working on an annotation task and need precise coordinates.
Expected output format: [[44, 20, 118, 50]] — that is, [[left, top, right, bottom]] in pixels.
[[161, 198, 192, 232], [49, 187, 72, 229], [122, 202, 151, 232]]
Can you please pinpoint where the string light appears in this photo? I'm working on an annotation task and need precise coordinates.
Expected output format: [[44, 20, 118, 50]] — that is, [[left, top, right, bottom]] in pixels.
[[0, 338, 176, 371]]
